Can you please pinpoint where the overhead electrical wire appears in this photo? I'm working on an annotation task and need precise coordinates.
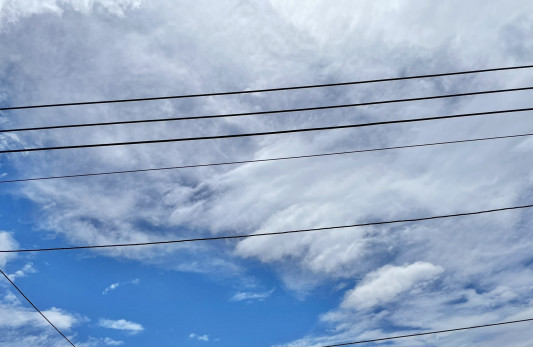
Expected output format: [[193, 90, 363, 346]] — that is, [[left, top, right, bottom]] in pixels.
[[1, 64, 532, 111], [1, 204, 531, 253], [0, 268, 76, 346], [1, 131, 533, 184], [1, 86, 533, 132], [1, 107, 532, 154], [0, 265, 530, 347], [321, 317, 533, 346], [2, 64, 532, 347]]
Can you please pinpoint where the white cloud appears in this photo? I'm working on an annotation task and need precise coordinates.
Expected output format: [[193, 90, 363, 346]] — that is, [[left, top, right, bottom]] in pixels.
[[102, 282, 120, 295], [0, 277, 81, 346], [341, 262, 444, 310], [0, 303, 78, 330], [103, 337, 124, 346], [99, 318, 144, 333], [189, 333, 209, 342], [0, 232, 18, 267], [230, 288, 275, 302], [8, 263, 37, 282], [102, 278, 140, 294], [2, 1, 533, 346], [0, 0, 142, 29], [80, 336, 125, 347]]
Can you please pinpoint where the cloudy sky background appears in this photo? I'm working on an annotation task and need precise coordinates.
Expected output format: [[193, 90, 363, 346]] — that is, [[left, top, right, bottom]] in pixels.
[[1, 0, 533, 346]]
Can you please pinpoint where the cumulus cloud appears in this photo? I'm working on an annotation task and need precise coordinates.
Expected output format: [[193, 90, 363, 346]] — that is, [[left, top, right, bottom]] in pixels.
[[98, 318, 144, 333], [0, 259, 80, 346], [0, 303, 78, 330], [341, 262, 444, 310], [8, 263, 37, 282]]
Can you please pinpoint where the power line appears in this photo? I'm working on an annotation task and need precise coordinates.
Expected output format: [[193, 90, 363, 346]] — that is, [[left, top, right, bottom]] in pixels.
[[2, 86, 532, 132], [321, 317, 533, 346], [1, 204, 530, 253], [0, 267, 76, 346], [2, 107, 532, 154], [1, 131, 533, 184], [1, 64, 532, 111]]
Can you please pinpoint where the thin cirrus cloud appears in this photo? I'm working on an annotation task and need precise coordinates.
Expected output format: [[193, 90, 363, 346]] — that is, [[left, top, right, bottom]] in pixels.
[[102, 278, 140, 295], [189, 333, 209, 342], [230, 288, 276, 302], [103, 337, 124, 346], [98, 318, 144, 333]]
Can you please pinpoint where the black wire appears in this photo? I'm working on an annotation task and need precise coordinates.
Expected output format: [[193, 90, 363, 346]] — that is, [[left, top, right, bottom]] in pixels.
[[0, 267, 528, 347], [1, 86, 532, 133], [1, 131, 533, 184], [2, 107, 532, 154], [1, 64, 532, 111], [321, 318, 533, 346], [0, 268, 76, 346], [1, 204, 530, 253]]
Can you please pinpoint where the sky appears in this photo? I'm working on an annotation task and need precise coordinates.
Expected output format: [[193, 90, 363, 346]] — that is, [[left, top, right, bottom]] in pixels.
[[1, 0, 533, 346]]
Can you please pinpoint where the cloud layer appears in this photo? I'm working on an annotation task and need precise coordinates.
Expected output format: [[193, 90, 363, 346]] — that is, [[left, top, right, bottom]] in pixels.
[[1, 0, 533, 345], [341, 262, 444, 310]]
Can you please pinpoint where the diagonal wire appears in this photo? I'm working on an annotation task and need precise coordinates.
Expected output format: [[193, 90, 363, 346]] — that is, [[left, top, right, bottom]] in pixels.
[[321, 318, 533, 346], [0, 268, 76, 346], [0, 204, 531, 253], [1, 86, 532, 132], [1, 64, 532, 111], [1, 106, 532, 154], [1, 131, 533, 184]]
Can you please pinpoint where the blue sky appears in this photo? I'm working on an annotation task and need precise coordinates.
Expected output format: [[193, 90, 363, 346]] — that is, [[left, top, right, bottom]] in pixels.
[[1, 1, 533, 346]]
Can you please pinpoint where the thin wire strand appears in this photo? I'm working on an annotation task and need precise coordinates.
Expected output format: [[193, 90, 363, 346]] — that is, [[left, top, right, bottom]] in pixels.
[[2, 107, 532, 154], [1, 204, 531, 253], [0, 268, 76, 346], [321, 318, 533, 346], [2, 86, 532, 132], [1, 131, 533, 184], [1, 64, 532, 111]]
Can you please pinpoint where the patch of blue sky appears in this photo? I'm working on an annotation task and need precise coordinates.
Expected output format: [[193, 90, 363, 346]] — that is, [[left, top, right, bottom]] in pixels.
[[0, 187, 341, 345], [3, 245, 340, 346]]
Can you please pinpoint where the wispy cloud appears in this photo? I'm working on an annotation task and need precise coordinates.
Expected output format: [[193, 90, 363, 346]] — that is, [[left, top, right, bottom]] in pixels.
[[102, 278, 140, 295], [0, 232, 18, 267], [230, 288, 275, 302], [98, 318, 144, 334], [342, 262, 444, 310], [82, 336, 125, 346], [103, 337, 124, 346], [102, 283, 120, 295], [189, 333, 209, 342]]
